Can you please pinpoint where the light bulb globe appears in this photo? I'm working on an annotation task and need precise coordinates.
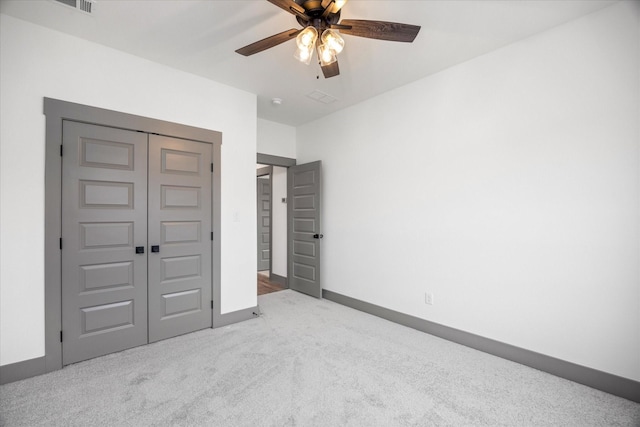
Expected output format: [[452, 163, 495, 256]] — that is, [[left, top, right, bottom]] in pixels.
[[317, 43, 337, 66], [296, 26, 318, 49], [294, 45, 314, 65], [321, 29, 344, 54]]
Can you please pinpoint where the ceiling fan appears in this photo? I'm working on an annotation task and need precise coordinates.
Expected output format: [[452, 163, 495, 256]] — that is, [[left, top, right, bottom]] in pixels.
[[235, 0, 421, 78]]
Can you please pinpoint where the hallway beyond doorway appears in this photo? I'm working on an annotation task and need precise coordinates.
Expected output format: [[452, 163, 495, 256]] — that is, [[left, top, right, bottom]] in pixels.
[[258, 271, 285, 296]]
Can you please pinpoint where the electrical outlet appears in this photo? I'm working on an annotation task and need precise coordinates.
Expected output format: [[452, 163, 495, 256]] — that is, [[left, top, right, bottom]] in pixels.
[[425, 292, 434, 305]]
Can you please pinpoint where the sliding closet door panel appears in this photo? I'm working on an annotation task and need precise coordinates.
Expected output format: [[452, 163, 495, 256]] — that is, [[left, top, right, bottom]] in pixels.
[[61, 121, 148, 365], [148, 135, 212, 342]]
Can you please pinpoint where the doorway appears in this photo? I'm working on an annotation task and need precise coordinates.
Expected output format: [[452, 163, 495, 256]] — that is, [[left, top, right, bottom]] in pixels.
[[255, 155, 295, 296], [256, 166, 271, 274], [256, 164, 286, 295], [254, 154, 323, 299]]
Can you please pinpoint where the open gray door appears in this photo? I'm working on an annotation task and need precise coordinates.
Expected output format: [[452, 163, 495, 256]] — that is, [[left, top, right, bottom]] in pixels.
[[287, 161, 322, 298], [257, 171, 271, 271]]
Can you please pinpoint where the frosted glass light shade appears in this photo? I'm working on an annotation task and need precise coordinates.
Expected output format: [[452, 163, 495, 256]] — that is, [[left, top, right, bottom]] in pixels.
[[294, 45, 314, 65], [321, 29, 344, 54], [296, 26, 318, 49], [317, 43, 337, 66]]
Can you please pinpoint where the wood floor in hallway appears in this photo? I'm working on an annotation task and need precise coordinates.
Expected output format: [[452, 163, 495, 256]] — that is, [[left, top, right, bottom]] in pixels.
[[258, 272, 285, 296]]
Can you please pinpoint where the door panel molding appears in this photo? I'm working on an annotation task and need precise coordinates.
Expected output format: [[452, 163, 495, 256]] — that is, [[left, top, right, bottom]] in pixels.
[[148, 135, 212, 343], [61, 122, 149, 365], [44, 98, 222, 373]]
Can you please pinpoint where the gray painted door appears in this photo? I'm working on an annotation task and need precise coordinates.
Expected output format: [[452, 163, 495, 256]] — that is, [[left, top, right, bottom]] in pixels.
[[147, 135, 212, 343], [287, 161, 322, 298], [61, 121, 149, 365], [257, 176, 271, 271], [62, 123, 213, 364]]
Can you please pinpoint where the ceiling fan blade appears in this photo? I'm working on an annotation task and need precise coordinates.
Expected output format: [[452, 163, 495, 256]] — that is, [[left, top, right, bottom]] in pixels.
[[338, 19, 420, 43], [329, 23, 352, 30], [321, 60, 340, 78], [235, 29, 301, 56], [267, 0, 310, 20]]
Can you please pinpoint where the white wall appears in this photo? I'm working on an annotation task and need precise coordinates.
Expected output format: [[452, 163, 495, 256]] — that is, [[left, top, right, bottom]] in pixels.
[[297, 2, 640, 381], [257, 118, 296, 159], [0, 15, 257, 366], [256, 119, 296, 278]]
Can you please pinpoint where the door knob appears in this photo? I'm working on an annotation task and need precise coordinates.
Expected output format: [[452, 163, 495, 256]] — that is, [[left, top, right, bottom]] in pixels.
[[151, 245, 160, 253], [313, 234, 324, 239], [135, 246, 145, 254]]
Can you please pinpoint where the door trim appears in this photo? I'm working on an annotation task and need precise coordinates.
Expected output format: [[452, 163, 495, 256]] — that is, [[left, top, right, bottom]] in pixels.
[[44, 98, 223, 373], [256, 153, 296, 167]]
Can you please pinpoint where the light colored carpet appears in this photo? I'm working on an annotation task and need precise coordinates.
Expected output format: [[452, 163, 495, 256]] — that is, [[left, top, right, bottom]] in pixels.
[[1, 290, 638, 426]]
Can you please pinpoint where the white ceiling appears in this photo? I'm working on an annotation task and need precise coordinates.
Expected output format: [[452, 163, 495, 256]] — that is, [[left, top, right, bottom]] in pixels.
[[1, 0, 619, 126]]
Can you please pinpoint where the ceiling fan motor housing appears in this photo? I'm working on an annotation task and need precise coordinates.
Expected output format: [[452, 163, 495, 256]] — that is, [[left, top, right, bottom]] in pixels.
[[295, 0, 328, 15], [295, 1, 341, 29]]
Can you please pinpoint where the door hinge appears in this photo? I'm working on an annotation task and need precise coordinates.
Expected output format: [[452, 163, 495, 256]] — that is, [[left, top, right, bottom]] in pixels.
[[210, 163, 214, 173], [59, 238, 63, 250], [60, 145, 63, 157], [210, 300, 213, 309], [210, 231, 213, 241], [60, 331, 63, 342]]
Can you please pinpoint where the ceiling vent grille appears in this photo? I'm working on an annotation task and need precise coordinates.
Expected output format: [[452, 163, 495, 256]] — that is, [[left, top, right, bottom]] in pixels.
[[306, 90, 338, 104], [51, 0, 95, 14]]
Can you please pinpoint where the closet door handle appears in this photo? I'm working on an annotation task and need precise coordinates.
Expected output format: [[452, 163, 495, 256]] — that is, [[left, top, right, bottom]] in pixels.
[[151, 245, 160, 253], [135, 246, 145, 254]]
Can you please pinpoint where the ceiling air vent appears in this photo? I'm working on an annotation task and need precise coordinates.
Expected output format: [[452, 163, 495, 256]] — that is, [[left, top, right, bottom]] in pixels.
[[51, 0, 95, 15], [306, 90, 338, 105]]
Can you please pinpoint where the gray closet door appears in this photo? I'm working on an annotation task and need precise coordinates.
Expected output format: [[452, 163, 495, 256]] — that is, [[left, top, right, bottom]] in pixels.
[[287, 161, 322, 298], [61, 121, 148, 365], [257, 176, 271, 271], [147, 135, 212, 343]]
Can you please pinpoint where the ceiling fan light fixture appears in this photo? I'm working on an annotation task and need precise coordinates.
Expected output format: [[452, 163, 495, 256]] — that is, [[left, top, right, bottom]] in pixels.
[[332, 0, 348, 13], [317, 43, 337, 66], [321, 29, 344, 54], [236, 0, 421, 79], [294, 45, 314, 65], [296, 26, 318, 50]]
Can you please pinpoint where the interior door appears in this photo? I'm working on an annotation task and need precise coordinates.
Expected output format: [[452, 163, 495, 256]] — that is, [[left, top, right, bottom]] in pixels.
[[147, 135, 213, 343], [257, 174, 271, 271], [287, 161, 322, 298], [61, 121, 148, 365]]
